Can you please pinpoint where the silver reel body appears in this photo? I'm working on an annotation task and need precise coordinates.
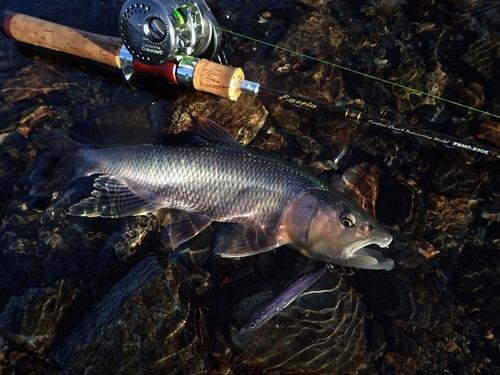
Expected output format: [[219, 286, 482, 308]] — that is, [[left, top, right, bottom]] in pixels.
[[119, 0, 220, 65]]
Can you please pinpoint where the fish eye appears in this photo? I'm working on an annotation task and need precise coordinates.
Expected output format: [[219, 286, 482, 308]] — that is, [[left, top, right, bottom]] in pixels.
[[340, 213, 356, 228]]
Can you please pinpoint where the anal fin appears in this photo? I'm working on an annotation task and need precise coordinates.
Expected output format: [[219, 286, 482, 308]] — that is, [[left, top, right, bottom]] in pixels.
[[215, 221, 282, 258], [68, 175, 160, 218]]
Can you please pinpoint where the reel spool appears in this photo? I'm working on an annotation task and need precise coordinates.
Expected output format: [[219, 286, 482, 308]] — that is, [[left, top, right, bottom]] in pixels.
[[119, 0, 220, 65]]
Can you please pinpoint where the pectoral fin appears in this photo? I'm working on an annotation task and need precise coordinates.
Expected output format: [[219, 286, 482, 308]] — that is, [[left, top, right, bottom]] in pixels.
[[215, 221, 282, 258], [68, 175, 161, 218], [332, 248, 395, 270], [163, 211, 212, 249]]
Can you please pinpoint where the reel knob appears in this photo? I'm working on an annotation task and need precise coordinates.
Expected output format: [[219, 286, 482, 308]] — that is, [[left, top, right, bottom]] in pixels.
[[145, 18, 167, 42]]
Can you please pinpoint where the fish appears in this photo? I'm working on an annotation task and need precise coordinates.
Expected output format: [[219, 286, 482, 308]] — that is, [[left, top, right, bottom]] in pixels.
[[29, 118, 394, 270]]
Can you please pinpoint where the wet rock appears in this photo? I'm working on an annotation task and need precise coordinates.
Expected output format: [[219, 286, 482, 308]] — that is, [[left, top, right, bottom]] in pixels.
[[0, 279, 81, 359], [415, 239, 440, 260], [462, 37, 500, 79], [334, 162, 381, 217], [422, 62, 449, 106], [426, 194, 472, 253], [450, 87, 484, 118], [0, 347, 46, 375], [480, 202, 500, 222], [271, 11, 346, 104], [229, 272, 367, 374], [476, 120, 500, 147], [432, 154, 480, 195], [250, 132, 284, 153], [17, 105, 53, 136], [388, 66, 425, 114], [109, 214, 162, 262], [50, 257, 208, 374], [356, 132, 421, 175], [1, 63, 70, 104], [150, 92, 268, 146]]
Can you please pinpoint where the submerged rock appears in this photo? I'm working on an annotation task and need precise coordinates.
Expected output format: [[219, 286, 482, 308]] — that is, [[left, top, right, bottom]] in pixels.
[[1, 63, 70, 104], [50, 257, 208, 374], [229, 272, 367, 374]]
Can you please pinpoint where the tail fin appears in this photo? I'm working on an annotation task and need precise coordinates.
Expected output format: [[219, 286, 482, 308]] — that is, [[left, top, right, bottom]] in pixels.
[[29, 129, 85, 196]]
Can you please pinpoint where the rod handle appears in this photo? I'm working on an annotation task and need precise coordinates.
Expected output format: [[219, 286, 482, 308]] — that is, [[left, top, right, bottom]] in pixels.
[[3, 12, 122, 69], [192, 59, 244, 100]]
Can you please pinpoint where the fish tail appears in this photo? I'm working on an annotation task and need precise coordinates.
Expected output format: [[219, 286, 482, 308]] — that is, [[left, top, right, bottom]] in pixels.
[[29, 129, 86, 196]]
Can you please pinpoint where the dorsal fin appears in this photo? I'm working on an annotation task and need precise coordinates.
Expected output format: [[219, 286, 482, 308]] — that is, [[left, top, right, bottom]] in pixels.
[[182, 117, 242, 146]]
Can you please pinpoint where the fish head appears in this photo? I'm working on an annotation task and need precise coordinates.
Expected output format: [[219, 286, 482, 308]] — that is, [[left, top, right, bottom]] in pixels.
[[282, 189, 394, 270]]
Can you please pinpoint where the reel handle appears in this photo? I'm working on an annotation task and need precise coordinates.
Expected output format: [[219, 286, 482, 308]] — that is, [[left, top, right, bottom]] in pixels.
[[4, 12, 122, 69]]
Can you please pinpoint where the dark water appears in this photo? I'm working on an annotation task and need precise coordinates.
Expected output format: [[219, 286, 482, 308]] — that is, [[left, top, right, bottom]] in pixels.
[[1, 0, 500, 374]]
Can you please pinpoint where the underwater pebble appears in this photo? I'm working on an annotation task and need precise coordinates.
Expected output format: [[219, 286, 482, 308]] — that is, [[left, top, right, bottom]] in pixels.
[[444, 341, 459, 353]]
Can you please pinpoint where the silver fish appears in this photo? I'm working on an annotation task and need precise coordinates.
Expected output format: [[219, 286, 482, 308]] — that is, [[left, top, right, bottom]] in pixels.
[[30, 118, 393, 270]]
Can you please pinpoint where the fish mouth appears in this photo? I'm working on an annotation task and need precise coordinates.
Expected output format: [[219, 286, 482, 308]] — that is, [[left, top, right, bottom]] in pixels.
[[337, 234, 393, 262]]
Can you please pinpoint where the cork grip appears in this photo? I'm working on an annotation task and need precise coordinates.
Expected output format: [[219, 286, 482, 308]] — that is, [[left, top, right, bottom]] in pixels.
[[4, 13, 122, 69], [192, 59, 244, 101]]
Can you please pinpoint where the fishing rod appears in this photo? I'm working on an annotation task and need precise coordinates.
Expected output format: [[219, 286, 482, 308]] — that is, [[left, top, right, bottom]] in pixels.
[[244, 85, 500, 158], [3, 1, 500, 159]]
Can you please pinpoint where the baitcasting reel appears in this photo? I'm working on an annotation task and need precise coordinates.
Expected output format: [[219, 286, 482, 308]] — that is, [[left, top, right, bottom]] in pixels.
[[119, 0, 221, 65]]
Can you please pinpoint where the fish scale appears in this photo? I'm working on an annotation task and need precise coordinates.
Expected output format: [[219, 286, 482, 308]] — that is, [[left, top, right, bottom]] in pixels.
[[79, 143, 325, 226]]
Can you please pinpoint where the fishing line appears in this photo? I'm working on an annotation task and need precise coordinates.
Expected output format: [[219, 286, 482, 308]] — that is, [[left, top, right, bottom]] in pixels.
[[217, 26, 500, 121]]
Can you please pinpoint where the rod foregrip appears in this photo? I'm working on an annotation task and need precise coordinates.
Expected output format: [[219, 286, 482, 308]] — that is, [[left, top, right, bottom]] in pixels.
[[192, 59, 244, 101], [3, 12, 122, 69]]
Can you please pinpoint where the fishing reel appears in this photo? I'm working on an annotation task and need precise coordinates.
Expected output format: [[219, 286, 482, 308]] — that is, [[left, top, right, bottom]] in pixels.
[[118, 0, 221, 65]]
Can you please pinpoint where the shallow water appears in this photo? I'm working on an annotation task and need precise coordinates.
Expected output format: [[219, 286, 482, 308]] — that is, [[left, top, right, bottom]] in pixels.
[[1, 0, 500, 374]]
